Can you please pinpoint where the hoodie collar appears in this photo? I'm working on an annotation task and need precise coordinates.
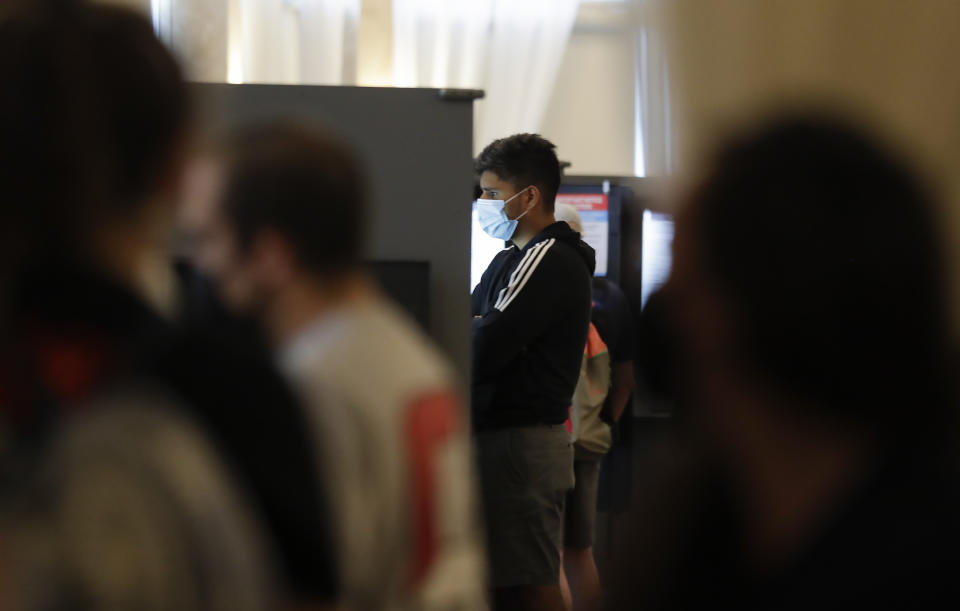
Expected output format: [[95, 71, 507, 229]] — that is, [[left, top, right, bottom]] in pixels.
[[515, 221, 569, 251], [514, 221, 596, 274]]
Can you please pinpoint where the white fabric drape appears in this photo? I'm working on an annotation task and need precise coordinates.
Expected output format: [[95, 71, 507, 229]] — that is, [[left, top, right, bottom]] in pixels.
[[633, 19, 672, 176], [152, 0, 359, 84], [392, 0, 493, 89], [237, 0, 359, 84], [290, 0, 359, 84], [236, 0, 300, 83], [393, 0, 580, 154], [148, 0, 229, 81]]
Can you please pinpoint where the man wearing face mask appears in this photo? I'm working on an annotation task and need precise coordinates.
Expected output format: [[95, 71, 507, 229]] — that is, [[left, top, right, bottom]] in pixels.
[[471, 134, 595, 610]]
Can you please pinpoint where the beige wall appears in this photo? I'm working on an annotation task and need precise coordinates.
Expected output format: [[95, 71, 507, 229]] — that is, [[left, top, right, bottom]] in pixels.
[[540, 3, 637, 177], [666, 0, 960, 327]]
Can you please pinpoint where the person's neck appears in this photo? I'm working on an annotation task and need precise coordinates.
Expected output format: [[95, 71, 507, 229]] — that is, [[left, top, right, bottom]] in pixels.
[[89, 213, 179, 318], [267, 270, 375, 348], [722, 390, 878, 568], [511, 214, 555, 250]]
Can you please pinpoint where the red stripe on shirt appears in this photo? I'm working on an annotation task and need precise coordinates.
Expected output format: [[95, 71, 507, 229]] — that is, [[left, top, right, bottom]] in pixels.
[[405, 390, 461, 587]]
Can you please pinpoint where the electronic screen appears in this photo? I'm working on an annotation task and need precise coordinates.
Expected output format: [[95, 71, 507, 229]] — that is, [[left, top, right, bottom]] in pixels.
[[555, 192, 610, 277], [641, 210, 674, 308]]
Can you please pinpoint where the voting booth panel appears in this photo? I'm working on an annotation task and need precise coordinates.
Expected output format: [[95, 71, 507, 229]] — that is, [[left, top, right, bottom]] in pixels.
[[189, 83, 474, 381]]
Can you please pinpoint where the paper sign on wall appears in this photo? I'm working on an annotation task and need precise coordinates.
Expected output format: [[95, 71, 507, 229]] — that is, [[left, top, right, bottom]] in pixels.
[[555, 193, 609, 276]]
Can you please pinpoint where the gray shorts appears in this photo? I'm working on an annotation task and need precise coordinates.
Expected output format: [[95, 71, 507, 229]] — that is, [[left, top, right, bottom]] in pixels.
[[475, 424, 574, 588], [563, 449, 603, 550]]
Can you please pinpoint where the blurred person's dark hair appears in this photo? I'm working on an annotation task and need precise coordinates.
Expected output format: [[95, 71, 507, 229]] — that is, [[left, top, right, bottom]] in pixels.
[[637, 289, 676, 407], [475, 133, 562, 211], [0, 0, 188, 267], [0, 3, 339, 606], [685, 112, 954, 438], [608, 111, 960, 611], [0, 0, 191, 446], [218, 121, 368, 277]]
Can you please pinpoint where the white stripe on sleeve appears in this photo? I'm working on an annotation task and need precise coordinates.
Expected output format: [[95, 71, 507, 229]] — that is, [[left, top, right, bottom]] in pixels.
[[493, 241, 546, 310], [495, 238, 556, 312]]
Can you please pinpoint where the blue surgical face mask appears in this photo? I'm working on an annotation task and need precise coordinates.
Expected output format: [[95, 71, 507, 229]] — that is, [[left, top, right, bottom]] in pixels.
[[475, 189, 532, 241]]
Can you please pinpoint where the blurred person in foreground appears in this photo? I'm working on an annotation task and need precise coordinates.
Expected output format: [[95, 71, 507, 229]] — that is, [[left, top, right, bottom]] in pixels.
[[609, 112, 960, 610], [472, 135, 594, 611], [552, 204, 636, 611], [192, 121, 488, 610], [0, 3, 337, 609]]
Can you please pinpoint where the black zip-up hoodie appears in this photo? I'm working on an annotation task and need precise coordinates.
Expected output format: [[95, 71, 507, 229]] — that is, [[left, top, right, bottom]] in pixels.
[[471, 221, 596, 430]]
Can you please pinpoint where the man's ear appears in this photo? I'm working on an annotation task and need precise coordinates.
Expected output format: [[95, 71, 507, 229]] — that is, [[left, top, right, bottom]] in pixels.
[[250, 228, 297, 289], [526, 185, 542, 209]]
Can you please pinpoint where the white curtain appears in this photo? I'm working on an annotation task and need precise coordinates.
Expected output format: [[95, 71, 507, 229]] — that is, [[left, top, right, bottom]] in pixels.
[[236, 0, 300, 83], [633, 17, 672, 176], [392, 0, 492, 89], [393, 0, 580, 153], [148, 0, 229, 81], [236, 0, 360, 84], [152, 0, 359, 84], [296, 0, 359, 85]]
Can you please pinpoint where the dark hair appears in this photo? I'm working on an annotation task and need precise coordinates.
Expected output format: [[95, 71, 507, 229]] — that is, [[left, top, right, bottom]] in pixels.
[[689, 113, 953, 428], [219, 121, 368, 277], [0, 2, 187, 260], [475, 133, 562, 212]]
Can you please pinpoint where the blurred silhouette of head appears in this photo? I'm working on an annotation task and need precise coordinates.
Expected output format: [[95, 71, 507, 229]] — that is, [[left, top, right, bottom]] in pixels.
[[667, 112, 953, 438], [554, 202, 584, 234], [0, 1, 188, 271], [195, 121, 368, 313]]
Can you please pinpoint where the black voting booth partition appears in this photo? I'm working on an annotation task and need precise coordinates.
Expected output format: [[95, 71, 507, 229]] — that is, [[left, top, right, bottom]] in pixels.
[[559, 175, 675, 570], [560, 176, 674, 416], [189, 83, 475, 381]]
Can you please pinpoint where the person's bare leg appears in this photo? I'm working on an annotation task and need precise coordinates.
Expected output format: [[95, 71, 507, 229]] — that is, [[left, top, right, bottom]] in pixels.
[[562, 547, 602, 611], [492, 584, 568, 611]]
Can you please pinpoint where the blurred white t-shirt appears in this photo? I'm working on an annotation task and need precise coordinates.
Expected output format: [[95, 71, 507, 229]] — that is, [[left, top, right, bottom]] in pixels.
[[280, 297, 488, 610]]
